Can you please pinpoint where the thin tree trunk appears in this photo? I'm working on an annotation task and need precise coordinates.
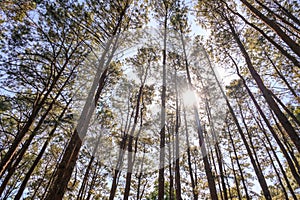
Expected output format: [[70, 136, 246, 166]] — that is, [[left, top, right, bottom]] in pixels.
[[109, 99, 135, 200], [159, 5, 168, 199], [167, 126, 174, 200], [225, 14, 300, 154], [227, 53, 300, 186], [223, 1, 300, 68], [207, 137, 222, 200], [109, 133, 128, 200], [273, 0, 300, 26], [86, 163, 100, 200], [254, 0, 300, 33], [44, 3, 130, 198], [263, 49, 299, 100], [77, 130, 102, 200], [124, 86, 145, 200], [237, 101, 264, 176], [241, 0, 300, 57], [229, 151, 242, 200], [215, 144, 228, 200], [253, 112, 298, 200], [0, 70, 75, 194], [202, 47, 253, 200], [174, 69, 181, 200], [183, 107, 197, 200], [254, 118, 290, 200], [181, 26, 218, 200], [124, 57, 150, 199], [227, 125, 250, 200], [14, 99, 71, 200], [201, 77, 228, 200], [123, 134, 134, 200], [41, 139, 70, 200], [0, 62, 69, 178], [225, 88, 271, 199], [223, 162, 234, 200], [136, 144, 146, 200], [271, 92, 300, 127]]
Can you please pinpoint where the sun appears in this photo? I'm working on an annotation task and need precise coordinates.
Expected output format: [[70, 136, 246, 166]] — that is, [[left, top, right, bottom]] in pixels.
[[182, 89, 197, 107]]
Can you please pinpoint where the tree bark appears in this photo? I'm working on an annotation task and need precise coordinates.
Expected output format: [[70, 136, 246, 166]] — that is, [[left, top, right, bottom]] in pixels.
[[224, 14, 300, 154], [14, 99, 71, 200], [183, 107, 197, 200], [227, 53, 300, 186], [241, 0, 300, 57], [253, 112, 297, 200], [223, 1, 300, 68], [158, 4, 168, 199], [227, 124, 250, 200]]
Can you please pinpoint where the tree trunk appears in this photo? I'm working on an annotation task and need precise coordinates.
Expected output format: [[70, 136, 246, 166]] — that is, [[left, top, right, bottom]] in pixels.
[[237, 101, 265, 177], [86, 163, 100, 200], [271, 92, 300, 127], [158, 8, 168, 200], [0, 63, 68, 178], [240, 0, 300, 57], [223, 1, 300, 68], [181, 24, 218, 200], [263, 49, 299, 100], [227, 51, 300, 186], [77, 131, 102, 200], [123, 88, 144, 199], [183, 107, 197, 200], [273, 0, 300, 27], [225, 14, 300, 154], [14, 99, 71, 200], [174, 69, 182, 200], [136, 145, 146, 200], [229, 151, 242, 200], [215, 144, 228, 200], [44, 3, 130, 198], [168, 131, 174, 200], [225, 93, 271, 200], [109, 134, 128, 200], [227, 125, 250, 200], [254, 113, 298, 200], [254, 0, 300, 34]]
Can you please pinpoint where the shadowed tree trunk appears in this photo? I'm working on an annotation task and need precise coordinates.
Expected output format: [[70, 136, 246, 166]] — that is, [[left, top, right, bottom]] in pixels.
[[183, 107, 197, 200], [44, 5, 130, 197], [224, 13, 300, 155], [226, 51, 300, 186], [240, 0, 300, 57], [158, 1, 169, 198], [14, 98, 72, 200], [227, 124, 250, 200], [222, 1, 300, 68], [0, 61, 70, 178]]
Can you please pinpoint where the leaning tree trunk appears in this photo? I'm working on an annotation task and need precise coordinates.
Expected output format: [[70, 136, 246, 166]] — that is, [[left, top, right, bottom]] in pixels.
[[183, 107, 198, 200], [227, 125, 250, 200], [227, 53, 300, 186], [240, 0, 300, 57], [224, 14, 300, 154], [223, 2, 300, 68], [14, 99, 71, 200], [0, 63, 68, 178], [203, 44, 271, 199], [44, 10, 128, 197]]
